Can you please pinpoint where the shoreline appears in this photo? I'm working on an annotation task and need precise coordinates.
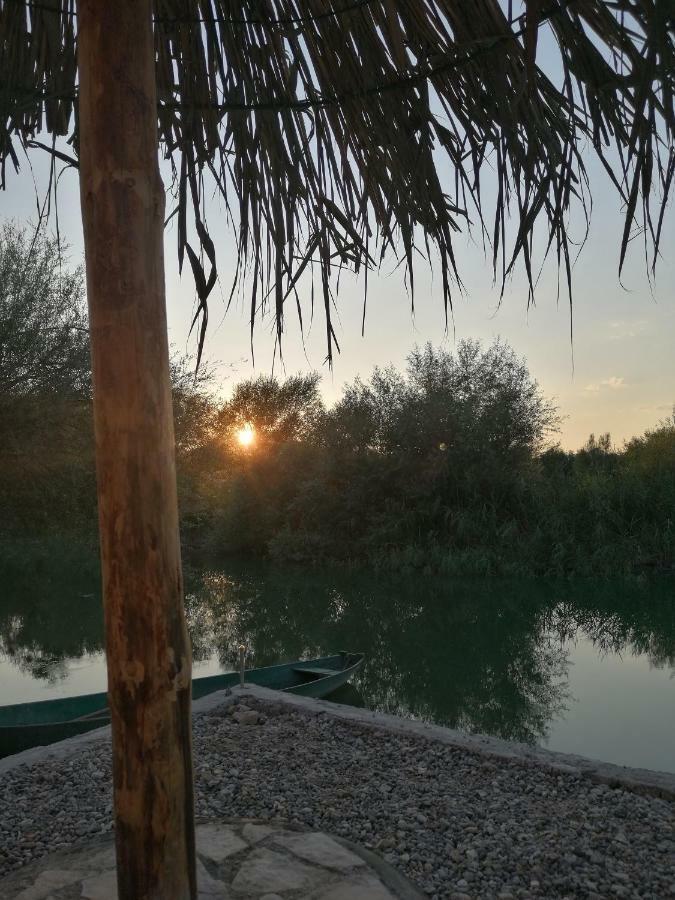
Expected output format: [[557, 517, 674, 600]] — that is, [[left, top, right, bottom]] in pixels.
[[3, 685, 675, 800]]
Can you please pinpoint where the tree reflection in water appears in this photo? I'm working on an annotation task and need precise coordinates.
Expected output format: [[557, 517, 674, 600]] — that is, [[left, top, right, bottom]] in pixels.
[[2, 551, 673, 746], [0, 550, 103, 683], [182, 564, 674, 744]]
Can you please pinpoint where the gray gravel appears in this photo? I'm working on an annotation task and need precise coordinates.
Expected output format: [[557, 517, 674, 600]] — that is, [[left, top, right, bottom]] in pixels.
[[1, 697, 674, 899]]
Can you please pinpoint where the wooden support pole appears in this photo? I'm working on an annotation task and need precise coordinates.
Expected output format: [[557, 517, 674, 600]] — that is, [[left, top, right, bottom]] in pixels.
[[76, 2, 196, 898]]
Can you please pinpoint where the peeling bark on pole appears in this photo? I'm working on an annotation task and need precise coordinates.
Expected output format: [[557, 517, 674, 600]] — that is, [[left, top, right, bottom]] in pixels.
[[76, 2, 196, 898]]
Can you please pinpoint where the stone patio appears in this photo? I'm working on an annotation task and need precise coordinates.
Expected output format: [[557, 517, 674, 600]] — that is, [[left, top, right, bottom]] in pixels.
[[0, 819, 424, 899]]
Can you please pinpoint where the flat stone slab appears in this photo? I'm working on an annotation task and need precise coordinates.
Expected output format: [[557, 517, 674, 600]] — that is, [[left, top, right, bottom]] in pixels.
[[198, 823, 248, 862], [272, 832, 366, 871], [0, 819, 423, 900], [81, 869, 117, 900], [316, 876, 404, 900], [242, 823, 274, 844], [13, 868, 89, 900], [230, 848, 320, 892]]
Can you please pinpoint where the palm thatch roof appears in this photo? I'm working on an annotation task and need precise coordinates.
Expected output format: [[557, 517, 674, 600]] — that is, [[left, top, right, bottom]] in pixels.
[[1, 1, 673, 361]]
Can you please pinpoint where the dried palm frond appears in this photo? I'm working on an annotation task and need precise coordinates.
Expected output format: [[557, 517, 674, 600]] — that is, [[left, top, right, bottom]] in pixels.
[[1, 0, 673, 362]]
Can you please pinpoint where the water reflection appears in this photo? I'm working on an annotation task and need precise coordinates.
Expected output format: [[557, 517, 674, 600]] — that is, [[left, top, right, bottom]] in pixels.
[[182, 565, 674, 748], [184, 569, 574, 743], [1, 555, 674, 752], [549, 595, 675, 670], [0, 560, 103, 683]]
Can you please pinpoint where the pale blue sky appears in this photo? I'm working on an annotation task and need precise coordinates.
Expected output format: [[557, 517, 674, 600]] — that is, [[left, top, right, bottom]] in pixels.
[[2, 135, 673, 450]]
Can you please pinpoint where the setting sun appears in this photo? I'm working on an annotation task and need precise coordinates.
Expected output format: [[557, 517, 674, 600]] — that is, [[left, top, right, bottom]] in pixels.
[[236, 424, 255, 448]]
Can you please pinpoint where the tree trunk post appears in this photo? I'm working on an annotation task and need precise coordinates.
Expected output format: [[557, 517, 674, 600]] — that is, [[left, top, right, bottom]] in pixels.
[[76, 2, 196, 898]]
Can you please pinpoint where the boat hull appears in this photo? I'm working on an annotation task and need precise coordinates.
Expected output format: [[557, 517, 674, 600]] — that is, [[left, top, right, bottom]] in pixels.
[[0, 652, 363, 758]]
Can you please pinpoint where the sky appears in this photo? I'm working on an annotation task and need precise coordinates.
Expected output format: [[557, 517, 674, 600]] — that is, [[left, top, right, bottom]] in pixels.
[[2, 37, 673, 451]]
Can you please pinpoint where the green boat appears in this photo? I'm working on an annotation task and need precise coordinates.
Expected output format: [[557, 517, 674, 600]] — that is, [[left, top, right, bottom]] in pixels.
[[0, 652, 364, 759]]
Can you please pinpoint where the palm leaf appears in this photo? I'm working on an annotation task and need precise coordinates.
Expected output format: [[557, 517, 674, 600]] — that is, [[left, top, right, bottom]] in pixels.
[[1, 0, 673, 361]]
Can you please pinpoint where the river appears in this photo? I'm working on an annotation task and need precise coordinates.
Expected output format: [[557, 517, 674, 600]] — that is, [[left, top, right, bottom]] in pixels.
[[1, 555, 674, 772]]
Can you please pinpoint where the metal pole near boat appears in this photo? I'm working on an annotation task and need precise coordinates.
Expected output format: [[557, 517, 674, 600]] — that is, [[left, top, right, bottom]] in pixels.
[[239, 645, 246, 686]]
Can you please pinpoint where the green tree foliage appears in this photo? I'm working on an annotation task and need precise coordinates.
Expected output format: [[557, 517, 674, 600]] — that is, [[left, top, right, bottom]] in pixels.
[[271, 341, 559, 566], [217, 373, 323, 451], [0, 223, 90, 399], [0, 224, 93, 533], [624, 413, 675, 474], [0, 224, 221, 540], [198, 343, 672, 576], [532, 419, 675, 575], [209, 374, 325, 554], [170, 354, 222, 538]]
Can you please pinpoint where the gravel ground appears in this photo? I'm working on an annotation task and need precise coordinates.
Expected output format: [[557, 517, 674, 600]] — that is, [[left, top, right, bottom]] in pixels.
[[1, 697, 674, 899]]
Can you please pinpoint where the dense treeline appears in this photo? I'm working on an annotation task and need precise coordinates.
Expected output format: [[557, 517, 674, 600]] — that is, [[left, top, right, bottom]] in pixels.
[[197, 354, 674, 577], [1, 224, 674, 576]]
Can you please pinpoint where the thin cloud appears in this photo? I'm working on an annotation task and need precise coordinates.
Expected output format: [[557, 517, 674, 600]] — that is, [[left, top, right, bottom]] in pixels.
[[584, 376, 627, 393], [608, 320, 648, 341]]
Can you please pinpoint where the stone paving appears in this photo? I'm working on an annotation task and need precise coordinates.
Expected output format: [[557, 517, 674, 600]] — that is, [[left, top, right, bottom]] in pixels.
[[0, 819, 424, 899]]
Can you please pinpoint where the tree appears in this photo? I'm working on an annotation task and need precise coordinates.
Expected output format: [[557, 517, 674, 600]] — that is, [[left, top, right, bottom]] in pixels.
[[278, 340, 558, 564], [624, 412, 675, 474], [1, 2, 673, 897], [171, 355, 219, 457], [0, 224, 93, 534], [0, 223, 89, 399], [170, 355, 223, 542], [213, 374, 324, 553], [327, 340, 557, 462], [0, 227, 218, 539], [406, 341, 558, 458], [217, 373, 323, 452]]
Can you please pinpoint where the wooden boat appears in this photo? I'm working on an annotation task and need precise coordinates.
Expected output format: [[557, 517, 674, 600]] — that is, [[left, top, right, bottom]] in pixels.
[[0, 652, 364, 758]]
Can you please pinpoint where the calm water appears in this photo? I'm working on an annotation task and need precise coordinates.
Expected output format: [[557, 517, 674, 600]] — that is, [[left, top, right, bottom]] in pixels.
[[1, 557, 674, 772]]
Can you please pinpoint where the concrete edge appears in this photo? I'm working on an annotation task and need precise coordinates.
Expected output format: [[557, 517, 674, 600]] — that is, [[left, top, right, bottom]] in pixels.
[[228, 685, 675, 802], [3, 684, 674, 803], [333, 835, 426, 900], [0, 722, 112, 775], [0, 688, 239, 776]]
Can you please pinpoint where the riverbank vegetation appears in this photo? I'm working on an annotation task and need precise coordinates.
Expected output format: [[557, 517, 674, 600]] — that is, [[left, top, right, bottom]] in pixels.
[[194, 354, 674, 577], [1, 224, 673, 577]]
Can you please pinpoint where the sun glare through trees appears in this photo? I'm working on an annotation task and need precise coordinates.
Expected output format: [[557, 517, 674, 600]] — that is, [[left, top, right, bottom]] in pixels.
[[236, 424, 256, 449]]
